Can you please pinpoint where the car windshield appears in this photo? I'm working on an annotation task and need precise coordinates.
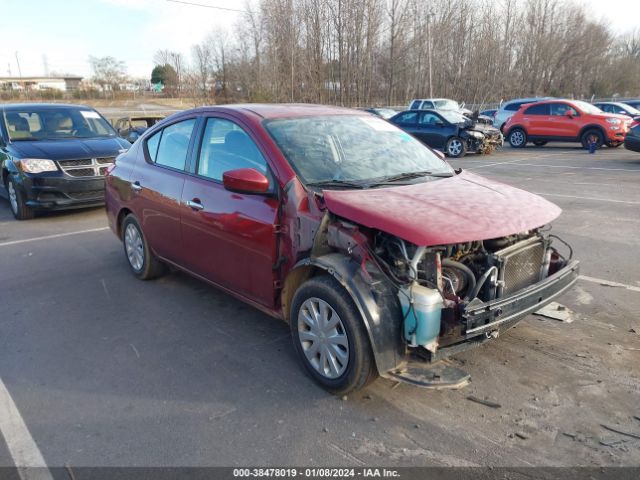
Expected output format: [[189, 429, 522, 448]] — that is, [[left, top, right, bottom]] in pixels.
[[439, 110, 468, 123], [572, 101, 602, 115], [434, 99, 460, 110], [3, 107, 116, 141], [264, 115, 453, 186]]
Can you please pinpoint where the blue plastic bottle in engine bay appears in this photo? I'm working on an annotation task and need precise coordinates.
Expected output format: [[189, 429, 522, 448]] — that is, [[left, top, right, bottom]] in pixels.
[[400, 283, 443, 352]]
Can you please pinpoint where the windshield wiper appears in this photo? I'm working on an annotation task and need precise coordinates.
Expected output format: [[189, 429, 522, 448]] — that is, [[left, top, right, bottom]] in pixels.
[[368, 170, 454, 185], [306, 179, 367, 189]]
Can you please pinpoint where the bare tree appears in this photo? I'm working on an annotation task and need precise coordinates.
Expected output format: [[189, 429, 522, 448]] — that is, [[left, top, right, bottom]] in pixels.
[[88, 56, 127, 92]]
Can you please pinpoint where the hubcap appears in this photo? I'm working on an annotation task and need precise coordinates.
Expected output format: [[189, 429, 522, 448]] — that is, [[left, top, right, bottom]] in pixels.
[[511, 131, 524, 146], [124, 223, 144, 271], [7, 181, 18, 214], [297, 297, 349, 379], [448, 139, 462, 156]]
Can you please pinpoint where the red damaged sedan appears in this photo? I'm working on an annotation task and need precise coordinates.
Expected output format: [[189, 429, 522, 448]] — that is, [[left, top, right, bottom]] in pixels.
[[105, 104, 579, 394]]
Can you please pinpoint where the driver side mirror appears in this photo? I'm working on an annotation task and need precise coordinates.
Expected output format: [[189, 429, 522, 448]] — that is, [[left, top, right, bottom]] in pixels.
[[435, 120, 444, 127], [223, 168, 270, 194], [565, 111, 574, 118]]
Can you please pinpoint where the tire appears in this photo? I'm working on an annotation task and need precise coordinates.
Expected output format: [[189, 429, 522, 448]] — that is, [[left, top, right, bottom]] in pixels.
[[508, 128, 527, 148], [445, 136, 467, 158], [533, 140, 547, 146], [5, 176, 34, 220], [581, 129, 604, 149], [121, 214, 165, 280], [290, 275, 377, 395]]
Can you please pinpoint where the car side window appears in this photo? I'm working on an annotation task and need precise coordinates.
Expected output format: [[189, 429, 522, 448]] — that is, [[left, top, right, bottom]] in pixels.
[[418, 112, 440, 125], [550, 104, 577, 116], [145, 129, 162, 162], [395, 112, 417, 125], [524, 104, 549, 115], [152, 118, 196, 170], [197, 118, 268, 181], [409, 100, 421, 110], [505, 103, 522, 112]]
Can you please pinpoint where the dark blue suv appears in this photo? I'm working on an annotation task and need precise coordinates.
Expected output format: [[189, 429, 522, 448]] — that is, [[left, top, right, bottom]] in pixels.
[[1, 103, 131, 219]]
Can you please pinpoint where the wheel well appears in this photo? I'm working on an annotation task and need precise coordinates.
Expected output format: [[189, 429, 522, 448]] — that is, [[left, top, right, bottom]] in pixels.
[[116, 208, 133, 239], [506, 125, 526, 137], [281, 265, 321, 324], [579, 124, 606, 138]]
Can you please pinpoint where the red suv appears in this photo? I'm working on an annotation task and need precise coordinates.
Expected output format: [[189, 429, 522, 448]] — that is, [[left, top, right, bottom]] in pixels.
[[105, 104, 579, 394], [504, 99, 630, 149]]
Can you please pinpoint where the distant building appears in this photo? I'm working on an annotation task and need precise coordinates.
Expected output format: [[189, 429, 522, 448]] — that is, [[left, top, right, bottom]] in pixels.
[[0, 76, 83, 92]]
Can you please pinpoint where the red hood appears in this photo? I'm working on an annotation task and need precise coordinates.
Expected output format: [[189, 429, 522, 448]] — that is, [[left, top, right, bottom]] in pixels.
[[323, 171, 561, 246]]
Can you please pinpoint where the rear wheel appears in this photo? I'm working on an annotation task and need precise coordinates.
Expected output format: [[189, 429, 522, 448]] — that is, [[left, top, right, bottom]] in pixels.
[[445, 137, 467, 158], [290, 275, 376, 395], [5, 176, 34, 220], [122, 214, 166, 280], [508, 128, 527, 148], [581, 129, 604, 149], [533, 140, 547, 146]]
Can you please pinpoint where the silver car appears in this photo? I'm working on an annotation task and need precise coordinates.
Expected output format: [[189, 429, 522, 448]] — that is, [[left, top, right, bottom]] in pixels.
[[493, 97, 553, 131]]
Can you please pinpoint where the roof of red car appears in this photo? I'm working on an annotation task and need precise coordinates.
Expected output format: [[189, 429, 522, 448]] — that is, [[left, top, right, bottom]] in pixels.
[[191, 103, 365, 119]]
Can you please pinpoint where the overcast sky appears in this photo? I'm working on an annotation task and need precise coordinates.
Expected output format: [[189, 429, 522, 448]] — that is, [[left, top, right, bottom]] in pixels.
[[0, 0, 638, 80]]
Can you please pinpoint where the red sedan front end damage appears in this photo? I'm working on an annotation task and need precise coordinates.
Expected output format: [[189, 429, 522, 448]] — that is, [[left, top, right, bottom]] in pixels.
[[297, 172, 580, 386]]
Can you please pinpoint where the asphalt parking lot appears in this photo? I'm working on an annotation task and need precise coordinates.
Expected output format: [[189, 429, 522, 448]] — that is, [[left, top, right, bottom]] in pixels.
[[0, 144, 639, 470]]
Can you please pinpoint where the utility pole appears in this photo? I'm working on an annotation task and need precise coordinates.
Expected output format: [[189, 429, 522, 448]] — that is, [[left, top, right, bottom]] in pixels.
[[427, 11, 434, 98], [15, 52, 22, 78]]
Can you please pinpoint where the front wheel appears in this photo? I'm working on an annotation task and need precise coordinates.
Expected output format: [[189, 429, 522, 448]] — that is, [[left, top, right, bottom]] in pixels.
[[290, 275, 376, 395], [121, 214, 166, 280], [5, 176, 34, 220], [508, 128, 527, 148], [581, 129, 604, 149], [445, 137, 467, 158]]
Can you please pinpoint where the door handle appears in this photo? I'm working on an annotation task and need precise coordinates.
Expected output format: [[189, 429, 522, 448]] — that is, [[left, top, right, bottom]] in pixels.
[[187, 199, 204, 211], [131, 181, 142, 192]]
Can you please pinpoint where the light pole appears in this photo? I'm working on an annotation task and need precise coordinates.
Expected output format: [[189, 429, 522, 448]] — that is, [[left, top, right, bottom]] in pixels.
[[426, 11, 434, 98]]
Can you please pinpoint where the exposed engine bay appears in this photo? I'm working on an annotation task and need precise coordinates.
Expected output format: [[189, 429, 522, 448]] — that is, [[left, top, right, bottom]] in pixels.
[[324, 218, 573, 357], [373, 230, 569, 303]]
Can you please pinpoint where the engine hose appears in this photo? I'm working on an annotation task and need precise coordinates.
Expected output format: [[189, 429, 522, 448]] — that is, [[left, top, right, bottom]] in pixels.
[[466, 266, 498, 302], [441, 259, 476, 299]]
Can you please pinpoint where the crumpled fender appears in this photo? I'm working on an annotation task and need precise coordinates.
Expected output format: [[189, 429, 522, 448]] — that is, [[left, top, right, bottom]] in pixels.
[[293, 253, 406, 375]]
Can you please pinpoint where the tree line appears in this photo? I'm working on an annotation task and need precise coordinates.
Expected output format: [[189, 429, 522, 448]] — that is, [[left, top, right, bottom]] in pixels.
[[149, 0, 640, 107]]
